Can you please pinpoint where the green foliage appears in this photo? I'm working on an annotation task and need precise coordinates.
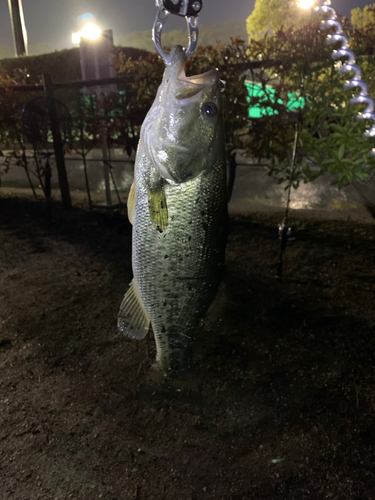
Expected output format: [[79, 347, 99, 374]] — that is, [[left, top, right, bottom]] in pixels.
[[0, 49, 81, 85], [2, 19, 375, 196], [242, 24, 329, 167], [351, 3, 375, 27], [0, 46, 150, 85], [0, 39, 247, 199], [0, 47, 149, 193], [241, 22, 375, 188], [0, 71, 44, 194], [246, 0, 312, 40], [115, 52, 165, 132], [299, 71, 375, 188], [349, 15, 375, 58], [0, 70, 37, 147]]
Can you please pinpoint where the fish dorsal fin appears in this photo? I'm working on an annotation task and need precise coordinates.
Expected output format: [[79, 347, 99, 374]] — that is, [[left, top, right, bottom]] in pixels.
[[127, 182, 136, 225], [148, 186, 168, 233], [118, 280, 150, 339]]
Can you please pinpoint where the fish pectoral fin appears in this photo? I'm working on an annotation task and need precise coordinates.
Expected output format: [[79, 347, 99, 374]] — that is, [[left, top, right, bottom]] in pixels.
[[148, 186, 168, 232], [118, 279, 150, 339], [127, 182, 136, 225]]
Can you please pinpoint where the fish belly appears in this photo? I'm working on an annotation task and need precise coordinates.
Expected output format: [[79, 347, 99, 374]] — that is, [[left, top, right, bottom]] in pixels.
[[132, 160, 227, 373]]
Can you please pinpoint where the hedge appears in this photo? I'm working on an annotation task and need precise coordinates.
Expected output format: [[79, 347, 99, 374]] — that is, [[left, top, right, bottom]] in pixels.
[[0, 46, 150, 85]]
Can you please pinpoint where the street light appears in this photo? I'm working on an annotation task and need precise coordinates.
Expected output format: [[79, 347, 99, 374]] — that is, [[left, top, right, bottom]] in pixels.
[[72, 22, 101, 44], [73, 21, 117, 207], [81, 23, 101, 40], [298, 0, 314, 8]]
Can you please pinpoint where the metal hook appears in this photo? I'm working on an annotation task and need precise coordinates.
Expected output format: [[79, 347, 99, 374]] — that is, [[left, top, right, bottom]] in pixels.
[[152, 1, 200, 65]]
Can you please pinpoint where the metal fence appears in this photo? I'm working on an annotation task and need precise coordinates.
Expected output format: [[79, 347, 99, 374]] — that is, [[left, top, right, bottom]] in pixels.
[[0, 73, 136, 209]]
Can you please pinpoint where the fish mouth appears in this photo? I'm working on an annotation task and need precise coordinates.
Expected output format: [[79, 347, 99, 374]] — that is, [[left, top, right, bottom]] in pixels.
[[178, 67, 219, 86], [175, 68, 219, 100], [142, 48, 221, 184]]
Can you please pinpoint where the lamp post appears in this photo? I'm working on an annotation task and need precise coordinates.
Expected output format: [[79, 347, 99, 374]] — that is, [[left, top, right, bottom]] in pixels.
[[72, 23, 116, 92], [72, 23, 117, 207], [8, 0, 28, 56]]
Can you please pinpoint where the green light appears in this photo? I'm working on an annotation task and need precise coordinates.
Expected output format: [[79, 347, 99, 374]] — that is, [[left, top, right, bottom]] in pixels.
[[245, 81, 306, 118]]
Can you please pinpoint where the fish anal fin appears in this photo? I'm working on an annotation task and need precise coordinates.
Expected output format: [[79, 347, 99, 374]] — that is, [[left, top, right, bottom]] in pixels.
[[127, 182, 136, 225], [118, 279, 150, 340], [148, 186, 168, 232]]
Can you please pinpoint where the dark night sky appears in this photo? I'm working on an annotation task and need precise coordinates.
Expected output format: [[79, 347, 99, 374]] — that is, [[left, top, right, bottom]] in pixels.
[[0, 0, 371, 51]]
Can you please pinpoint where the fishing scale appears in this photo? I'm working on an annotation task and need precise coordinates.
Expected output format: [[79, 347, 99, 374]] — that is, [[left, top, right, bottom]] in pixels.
[[152, 0, 203, 64]]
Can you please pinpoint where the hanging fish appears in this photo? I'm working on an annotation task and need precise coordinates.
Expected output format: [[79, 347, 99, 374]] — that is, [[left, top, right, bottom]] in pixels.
[[118, 45, 228, 378]]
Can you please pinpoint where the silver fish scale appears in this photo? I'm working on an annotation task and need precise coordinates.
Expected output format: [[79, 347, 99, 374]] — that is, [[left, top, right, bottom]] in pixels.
[[133, 152, 227, 373]]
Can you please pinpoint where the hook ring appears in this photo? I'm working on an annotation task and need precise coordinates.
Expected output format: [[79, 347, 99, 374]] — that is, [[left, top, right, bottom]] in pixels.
[[152, 3, 199, 65]]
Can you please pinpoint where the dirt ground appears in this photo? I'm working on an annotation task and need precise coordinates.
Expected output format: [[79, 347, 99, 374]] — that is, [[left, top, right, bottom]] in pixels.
[[1, 189, 375, 500]]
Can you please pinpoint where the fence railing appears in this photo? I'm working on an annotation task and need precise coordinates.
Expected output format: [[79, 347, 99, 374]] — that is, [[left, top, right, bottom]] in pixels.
[[1, 72, 136, 209]]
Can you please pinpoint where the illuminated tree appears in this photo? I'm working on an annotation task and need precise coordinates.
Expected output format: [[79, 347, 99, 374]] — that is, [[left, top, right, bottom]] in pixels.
[[246, 0, 312, 40], [351, 4, 375, 27]]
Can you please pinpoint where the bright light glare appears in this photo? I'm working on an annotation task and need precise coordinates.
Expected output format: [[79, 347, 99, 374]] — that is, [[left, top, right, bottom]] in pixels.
[[72, 32, 81, 44], [81, 23, 101, 39], [299, 0, 313, 8], [71, 23, 101, 44]]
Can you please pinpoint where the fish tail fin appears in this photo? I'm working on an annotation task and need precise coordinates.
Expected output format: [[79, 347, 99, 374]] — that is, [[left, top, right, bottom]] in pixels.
[[118, 279, 150, 339]]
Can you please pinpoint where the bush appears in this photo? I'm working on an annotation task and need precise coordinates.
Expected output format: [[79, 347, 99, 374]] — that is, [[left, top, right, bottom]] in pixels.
[[3, 23, 375, 197], [239, 21, 375, 188], [0, 46, 150, 85]]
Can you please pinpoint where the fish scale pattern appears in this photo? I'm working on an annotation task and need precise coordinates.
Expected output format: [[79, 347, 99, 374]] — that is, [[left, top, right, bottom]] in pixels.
[[123, 45, 228, 375], [133, 155, 227, 373]]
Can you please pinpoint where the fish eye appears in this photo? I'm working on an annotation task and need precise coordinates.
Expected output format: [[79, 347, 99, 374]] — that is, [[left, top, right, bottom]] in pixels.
[[203, 101, 218, 117]]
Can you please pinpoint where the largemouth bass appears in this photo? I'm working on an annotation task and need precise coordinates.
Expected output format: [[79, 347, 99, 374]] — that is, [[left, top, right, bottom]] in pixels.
[[118, 45, 228, 376]]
